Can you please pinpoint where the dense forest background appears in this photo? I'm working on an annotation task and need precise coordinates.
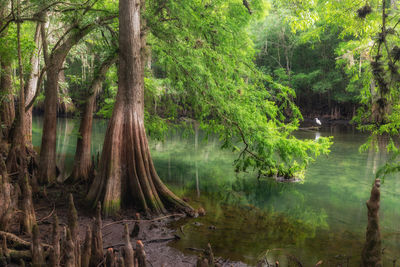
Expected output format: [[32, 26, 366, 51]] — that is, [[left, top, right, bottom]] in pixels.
[[18, 2, 363, 121], [25, 1, 378, 122], [1, 0, 376, 123]]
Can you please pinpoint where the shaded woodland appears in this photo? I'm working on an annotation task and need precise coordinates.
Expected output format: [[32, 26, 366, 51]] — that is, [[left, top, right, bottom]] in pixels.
[[0, 0, 400, 266]]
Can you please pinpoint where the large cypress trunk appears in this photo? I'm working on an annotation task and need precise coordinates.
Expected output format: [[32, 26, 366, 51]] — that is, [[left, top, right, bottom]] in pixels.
[[87, 0, 193, 216], [68, 55, 117, 183]]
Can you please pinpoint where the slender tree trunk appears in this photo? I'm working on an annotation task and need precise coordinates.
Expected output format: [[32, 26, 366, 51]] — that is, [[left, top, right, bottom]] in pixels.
[[0, 3, 14, 142], [0, 60, 15, 140], [38, 66, 61, 184], [38, 16, 101, 184], [6, 0, 27, 173], [68, 55, 117, 183], [24, 23, 41, 146], [87, 0, 193, 216]]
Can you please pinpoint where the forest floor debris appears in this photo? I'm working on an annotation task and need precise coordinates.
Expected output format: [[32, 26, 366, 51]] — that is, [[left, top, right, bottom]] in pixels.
[[2, 185, 247, 266]]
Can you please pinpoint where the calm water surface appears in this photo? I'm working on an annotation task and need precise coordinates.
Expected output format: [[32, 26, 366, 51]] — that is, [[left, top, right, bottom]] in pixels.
[[32, 117, 400, 266]]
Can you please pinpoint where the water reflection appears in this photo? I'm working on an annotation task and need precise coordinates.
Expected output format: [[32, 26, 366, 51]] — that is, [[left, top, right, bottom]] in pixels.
[[151, 128, 400, 265], [56, 118, 75, 182], [31, 117, 400, 266], [315, 131, 320, 141]]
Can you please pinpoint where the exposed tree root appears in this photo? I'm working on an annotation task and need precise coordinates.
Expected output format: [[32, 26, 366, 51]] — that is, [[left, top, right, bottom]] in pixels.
[[8, 249, 32, 262], [0, 231, 51, 249], [87, 111, 194, 216]]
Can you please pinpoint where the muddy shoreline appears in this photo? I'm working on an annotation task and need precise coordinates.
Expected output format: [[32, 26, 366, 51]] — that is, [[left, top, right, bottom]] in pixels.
[[20, 186, 247, 267]]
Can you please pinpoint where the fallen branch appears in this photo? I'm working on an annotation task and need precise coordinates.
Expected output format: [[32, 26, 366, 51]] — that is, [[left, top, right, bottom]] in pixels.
[[143, 235, 180, 244], [298, 126, 321, 132], [102, 213, 185, 229], [36, 203, 55, 223], [147, 259, 155, 267], [104, 235, 180, 250], [96, 258, 105, 267], [185, 247, 205, 253]]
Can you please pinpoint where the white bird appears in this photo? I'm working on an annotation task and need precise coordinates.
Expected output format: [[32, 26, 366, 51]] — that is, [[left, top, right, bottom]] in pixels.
[[314, 118, 321, 126]]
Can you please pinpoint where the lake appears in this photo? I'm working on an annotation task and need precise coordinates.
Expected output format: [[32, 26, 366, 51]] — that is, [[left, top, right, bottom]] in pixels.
[[32, 116, 400, 266]]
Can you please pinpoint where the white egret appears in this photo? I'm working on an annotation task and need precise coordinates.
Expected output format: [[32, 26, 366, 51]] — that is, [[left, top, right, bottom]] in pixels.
[[314, 118, 322, 125]]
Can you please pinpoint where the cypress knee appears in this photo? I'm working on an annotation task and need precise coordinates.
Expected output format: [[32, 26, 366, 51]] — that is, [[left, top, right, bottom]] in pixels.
[[123, 224, 135, 267], [81, 226, 92, 267], [31, 225, 44, 267], [90, 202, 103, 267], [50, 214, 60, 267]]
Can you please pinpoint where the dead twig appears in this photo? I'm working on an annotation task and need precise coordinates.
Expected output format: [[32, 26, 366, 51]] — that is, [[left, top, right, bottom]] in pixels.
[[143, 236, 180, 244], [36, 203, 55, 223], [101, 213, 185, 229], [185, 247, 205, 253], [96, 258, 105, 267], [147, 259, 155, 267]]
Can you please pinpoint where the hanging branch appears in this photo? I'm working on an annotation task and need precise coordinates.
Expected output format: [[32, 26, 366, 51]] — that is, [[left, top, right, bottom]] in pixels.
[[242, 0, 252, 14]]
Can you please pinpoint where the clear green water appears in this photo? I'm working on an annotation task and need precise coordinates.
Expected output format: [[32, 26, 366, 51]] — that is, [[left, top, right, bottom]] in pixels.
[[32, 117, 400, 266]]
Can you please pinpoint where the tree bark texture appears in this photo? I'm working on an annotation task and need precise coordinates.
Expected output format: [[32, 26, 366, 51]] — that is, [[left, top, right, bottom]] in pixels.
[[361, 179, 382, 267], [69, 55, 117, 183], [38, 65, 61, 184], [6, 2, 27, 174], [0, 60, 15, 140], [0, 6, 15, 141], [87, 0, 193, 216], [0, 158, 17, 231]]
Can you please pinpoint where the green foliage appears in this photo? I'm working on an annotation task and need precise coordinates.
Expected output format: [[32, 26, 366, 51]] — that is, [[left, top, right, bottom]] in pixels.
[[96, 65, 117, 118], [305, 0, 400, 178], [1, 0, 332, 179], [144, 0, 331, 178], [253, 2, 356, 116]]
